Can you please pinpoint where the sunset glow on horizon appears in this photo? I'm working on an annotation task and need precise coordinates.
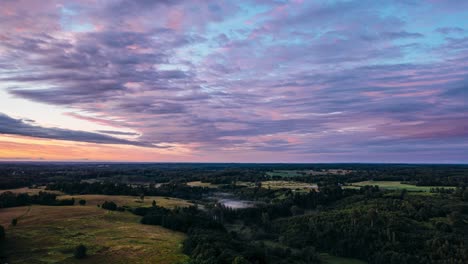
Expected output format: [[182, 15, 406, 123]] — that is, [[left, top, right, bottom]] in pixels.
[[0, 0, 467, 163]]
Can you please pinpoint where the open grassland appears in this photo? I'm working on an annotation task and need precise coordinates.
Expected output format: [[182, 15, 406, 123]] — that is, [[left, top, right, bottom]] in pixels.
[[320, 253, 367, 264], [344, 181, 455, 192], [58, 194, 193, 208], [236, 180, 317, 192], [0, 186, 63, 195], [267, 169, 352, 178], [261, 180, 317, 191], [266, 170, 306, 178], [186, 181, 220, 188], [0, 205, 189, 264]]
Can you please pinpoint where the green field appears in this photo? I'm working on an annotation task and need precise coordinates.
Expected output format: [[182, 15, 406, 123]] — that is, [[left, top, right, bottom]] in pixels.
[[0, 198, 190, 263], [261, 180, 318, 191], [186, 181, 220, 188], [0, 187, 63, 195], [344, 181, 455, 192], [266, 170, 306, 178], [58, 194, 193, 208], [320, 253, 367, 264], [267, 169, 351, 178]]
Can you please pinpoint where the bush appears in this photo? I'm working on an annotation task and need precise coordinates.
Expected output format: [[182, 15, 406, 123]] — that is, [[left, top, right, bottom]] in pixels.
[[11, 218, 17, 226], [78, 199, 86, 206], [74, 244, 87, 259], [0, 225, 5, 240], [101, 201, 117, 211]]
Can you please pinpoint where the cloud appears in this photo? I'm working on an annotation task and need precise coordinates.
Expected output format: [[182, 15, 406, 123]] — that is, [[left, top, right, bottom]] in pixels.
[[0, 0, 467, 162], [96, 130, 140, 136], [436, 27, 465, 35], [0, 113, 150, 147]]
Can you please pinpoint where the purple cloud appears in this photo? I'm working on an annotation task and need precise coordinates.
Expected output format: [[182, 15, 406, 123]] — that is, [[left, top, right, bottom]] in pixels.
[[0, 0, 467, 162]]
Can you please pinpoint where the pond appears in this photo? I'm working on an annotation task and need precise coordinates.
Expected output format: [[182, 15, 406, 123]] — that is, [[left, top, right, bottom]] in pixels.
[[210, 192, 256, 209], [218, 198, 255, 209]]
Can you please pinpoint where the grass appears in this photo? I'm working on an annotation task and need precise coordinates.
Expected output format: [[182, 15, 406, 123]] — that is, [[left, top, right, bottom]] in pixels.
[[0, 186, 63, 195], [266, 169, 351, 178], [186, 181, 219, 188], [261, 180, 317, 191], [320, 253, 367, 264], [266, 170, 306, 178], [0, 204, 189, 264], [344, 181, 455, 192], [58, 194, 193, 209]]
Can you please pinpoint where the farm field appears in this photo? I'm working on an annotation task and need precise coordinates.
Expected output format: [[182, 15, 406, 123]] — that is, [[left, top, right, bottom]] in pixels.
[[320, 253, 367, 264], [344, 181, 455, 192], [235, 180, 317, 192], [0, 204, 189, 264], [186, 181, 220, 188], [261, 180, 317, 191], [0, 186, 63, 195], [266, 170, 306, 178], [58, 194, 193, 208], [267, 169, 352, 178]]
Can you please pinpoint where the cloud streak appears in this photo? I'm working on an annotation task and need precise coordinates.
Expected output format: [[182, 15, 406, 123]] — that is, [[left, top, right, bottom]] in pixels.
[[0, 113, 150, 147]]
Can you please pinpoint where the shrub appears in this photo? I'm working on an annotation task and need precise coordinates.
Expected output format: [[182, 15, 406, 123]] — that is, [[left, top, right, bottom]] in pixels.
[[74, 244, 87, 259], [11, 218, 17, 226], [0, 225, 5, 240], [101, 201, 117, 211], [78, 199, 86, 206]]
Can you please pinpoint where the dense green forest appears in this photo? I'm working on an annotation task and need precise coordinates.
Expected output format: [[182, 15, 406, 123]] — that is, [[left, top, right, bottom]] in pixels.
[[0, 163, 467, 263]]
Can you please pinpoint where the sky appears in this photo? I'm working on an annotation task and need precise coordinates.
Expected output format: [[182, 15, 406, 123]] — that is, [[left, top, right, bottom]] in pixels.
[[0, 0, 467, 163]]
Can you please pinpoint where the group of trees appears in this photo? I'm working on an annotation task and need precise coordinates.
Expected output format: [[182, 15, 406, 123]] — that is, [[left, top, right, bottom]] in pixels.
[[137, 204, 321, 264], [99, 201, 125, 212], [46, 181, 209, 200], [0, 191, 75, 208], [134, 181, 467, 264], [0, 224, 4, 263]]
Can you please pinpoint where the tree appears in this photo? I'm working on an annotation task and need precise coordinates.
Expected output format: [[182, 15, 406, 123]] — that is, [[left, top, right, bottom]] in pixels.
[[74, 244, 87, 259], [101, 201, 117, 211], [261, 212, 270, 230], [11, 218, 17, 226], [301, 246, 319, 262], [367, 209, 377, 228], [400, 189, 407, 200], [462, 189, 468, 201], [0, 225, 5, 240], [290, 205, 304, 216], [140, 194, 145, 201], [78, 199, 86, 206], [232, 256, 250, 264], [448, 211, 463, 227], [152, 200, 157, 207]]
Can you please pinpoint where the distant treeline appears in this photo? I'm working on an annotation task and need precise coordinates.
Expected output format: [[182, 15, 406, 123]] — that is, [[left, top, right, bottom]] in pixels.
[[2, 163, 467, 190]]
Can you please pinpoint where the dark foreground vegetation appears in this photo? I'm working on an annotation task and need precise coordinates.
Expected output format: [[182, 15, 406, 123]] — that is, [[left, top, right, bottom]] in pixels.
[[0, 162, 467, 263]]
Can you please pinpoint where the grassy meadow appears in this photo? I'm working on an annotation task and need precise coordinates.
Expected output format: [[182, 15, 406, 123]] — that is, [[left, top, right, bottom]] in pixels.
[[186, 181, 220, 188], [266, 170, 306, 178], [0, 187, 63, 195], [320, 253, 367, 264], [58, 194, 193, 208], [344, 181, 455, 192], [261, 180, 317, 191], [0, 195, 192, 263]]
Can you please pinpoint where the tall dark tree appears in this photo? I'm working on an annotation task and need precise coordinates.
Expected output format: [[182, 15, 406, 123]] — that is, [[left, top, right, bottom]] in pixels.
[[0, 225, 5, 240]]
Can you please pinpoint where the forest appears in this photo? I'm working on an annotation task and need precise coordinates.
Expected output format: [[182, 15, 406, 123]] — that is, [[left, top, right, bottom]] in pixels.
[[0, 163, 467, 263]]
